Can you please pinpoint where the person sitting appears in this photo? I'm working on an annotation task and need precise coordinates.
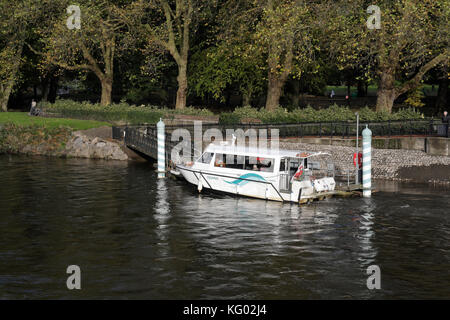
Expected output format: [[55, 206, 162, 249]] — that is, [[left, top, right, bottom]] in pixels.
[[29, 99, 39, 116]]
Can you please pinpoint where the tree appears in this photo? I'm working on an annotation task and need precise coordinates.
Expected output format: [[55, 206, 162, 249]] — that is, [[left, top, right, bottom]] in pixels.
[[0, 1, 32, 111], [212, 0, 316, 111], [435, 65, 449, 113], [133, 0, 212, 109], [30, 0, 132, 106], [327, 0, 449, 113], [189, 34, 266, 107]]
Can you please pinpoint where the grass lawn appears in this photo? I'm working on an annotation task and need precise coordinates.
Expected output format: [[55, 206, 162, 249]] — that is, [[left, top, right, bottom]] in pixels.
[[0, 112, 111, 130]]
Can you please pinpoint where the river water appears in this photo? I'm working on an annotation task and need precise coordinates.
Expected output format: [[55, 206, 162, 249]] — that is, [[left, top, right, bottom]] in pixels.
[[0, 155, 449, 299]]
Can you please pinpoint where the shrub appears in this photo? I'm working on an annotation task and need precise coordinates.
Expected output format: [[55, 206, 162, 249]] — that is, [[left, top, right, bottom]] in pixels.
[[219, 112, 241, 125], [41, 99, 213, 124], [41, 99, 425, 125]]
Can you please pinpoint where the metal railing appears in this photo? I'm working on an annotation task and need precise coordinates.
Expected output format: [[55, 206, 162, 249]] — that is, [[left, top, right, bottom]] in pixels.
[[113, 120, 449, 162], [114, 120, 449, 142], [159, 119, 449, 138]]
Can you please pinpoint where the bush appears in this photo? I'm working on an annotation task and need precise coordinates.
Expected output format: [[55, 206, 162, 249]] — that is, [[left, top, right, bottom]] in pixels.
[[219, 105, 425, 125], [41, 99, 425, 125], [219, 112, 242, 125], [41, 99, 214, 125]]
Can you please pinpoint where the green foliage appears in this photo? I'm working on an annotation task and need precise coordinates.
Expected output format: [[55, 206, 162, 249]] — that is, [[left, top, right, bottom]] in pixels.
[[219, 104, 424, 124], [41, 99, 213, 124], [190, 45, 265, 103], [404, 87, 426, 108], [0, 111, 110, 130], [391, 107, 425, 120], [0, 123, 72, 154], [218, 112, 242, 125]]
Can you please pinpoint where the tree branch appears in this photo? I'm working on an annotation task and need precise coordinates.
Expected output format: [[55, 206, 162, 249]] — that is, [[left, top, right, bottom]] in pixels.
[[396, 52, 448, 96], [26, 42, 94, 72]]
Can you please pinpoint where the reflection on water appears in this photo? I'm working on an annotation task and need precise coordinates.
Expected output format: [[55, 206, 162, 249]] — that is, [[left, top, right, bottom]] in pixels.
[[0, 155, 449, 299], [358, 199, 377, 268]]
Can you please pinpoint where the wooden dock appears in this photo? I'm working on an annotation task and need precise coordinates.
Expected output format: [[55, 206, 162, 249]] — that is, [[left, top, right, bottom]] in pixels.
[[299, 184, 376, 204]]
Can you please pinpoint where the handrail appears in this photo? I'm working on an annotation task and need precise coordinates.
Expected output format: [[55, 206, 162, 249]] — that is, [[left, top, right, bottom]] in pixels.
[[178, 166, 286, 201]]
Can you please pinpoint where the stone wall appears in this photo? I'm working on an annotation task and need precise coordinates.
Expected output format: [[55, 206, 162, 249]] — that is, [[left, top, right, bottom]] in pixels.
[[281, 136, 449, 156]]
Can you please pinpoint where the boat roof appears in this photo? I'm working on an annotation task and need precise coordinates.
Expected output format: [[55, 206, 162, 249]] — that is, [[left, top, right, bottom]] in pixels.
[[203, 143, 328, 159]]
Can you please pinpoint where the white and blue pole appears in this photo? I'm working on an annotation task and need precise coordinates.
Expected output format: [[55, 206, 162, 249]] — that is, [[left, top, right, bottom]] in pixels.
[[157, 118, 166, 179], [362, 125, 372, 197]]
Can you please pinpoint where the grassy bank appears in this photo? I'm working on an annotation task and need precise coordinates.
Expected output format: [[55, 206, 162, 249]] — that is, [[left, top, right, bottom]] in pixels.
[[0, 112, 110, 130], [0, 123, 72, 155]]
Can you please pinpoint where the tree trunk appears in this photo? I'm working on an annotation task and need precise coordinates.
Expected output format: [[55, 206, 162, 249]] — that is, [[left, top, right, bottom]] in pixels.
[[242, 91, 251, 107], [41, 77, 50, 102], [357, 80, 366, 97], [376, 71, 397, 113], [0, 81, 14, 112], [265, 74, 284, 111], [175, 63, 187, 110], [435, 69, 448, 113], [100, 77, 113, 106], [48, 76, 58, 103], [0, 44, 23, 112], [376, 54, 447, 113], [291, 80, 300, 108]]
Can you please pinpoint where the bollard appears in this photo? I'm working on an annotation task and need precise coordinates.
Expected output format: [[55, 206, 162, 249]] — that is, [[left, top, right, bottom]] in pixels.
[[157, 118, 166, 179], [362, 125, 372, 197]]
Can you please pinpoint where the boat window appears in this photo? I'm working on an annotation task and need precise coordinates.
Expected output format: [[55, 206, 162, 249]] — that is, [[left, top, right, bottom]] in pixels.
[[289, 159, 301, 177], [244, 156, 273, 172], [215, 153, 244, 169], [198, 152, 214, 164], [280, 158, 287, 172], [214, 154, 273, 172], [258, 157, 274, 172], [309, 161, 321, 170], [214, 153, 225, 167]]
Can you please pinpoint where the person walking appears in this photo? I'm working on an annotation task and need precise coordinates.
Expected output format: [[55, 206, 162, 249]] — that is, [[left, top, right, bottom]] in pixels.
[[442, 111, 449, 137]]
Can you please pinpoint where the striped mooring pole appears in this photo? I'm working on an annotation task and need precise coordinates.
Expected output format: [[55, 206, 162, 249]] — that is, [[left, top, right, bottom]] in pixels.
[[157, 118, 166, 179], [362, 125, 372, 197]]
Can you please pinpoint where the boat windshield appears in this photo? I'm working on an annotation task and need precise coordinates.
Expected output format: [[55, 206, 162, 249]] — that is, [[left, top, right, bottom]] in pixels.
[[197, 152, 214, 164]]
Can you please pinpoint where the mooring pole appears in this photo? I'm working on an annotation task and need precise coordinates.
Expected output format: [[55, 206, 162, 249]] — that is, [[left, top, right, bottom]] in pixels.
[[157, 118, 166, 179], [362, 125, 372, 197]]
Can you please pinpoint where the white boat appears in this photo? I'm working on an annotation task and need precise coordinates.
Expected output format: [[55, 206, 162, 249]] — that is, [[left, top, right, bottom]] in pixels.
[[175, 143, 336, 203]]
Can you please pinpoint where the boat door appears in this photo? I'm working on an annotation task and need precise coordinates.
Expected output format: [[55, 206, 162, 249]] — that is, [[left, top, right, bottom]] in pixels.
[[279, 157, 303, 192], [279, 158, 291, 192]]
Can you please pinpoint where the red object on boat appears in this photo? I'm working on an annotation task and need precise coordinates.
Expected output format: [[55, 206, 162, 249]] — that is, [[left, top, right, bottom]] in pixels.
[[294, 165, 304, 179], [353, 152, 362, 168]]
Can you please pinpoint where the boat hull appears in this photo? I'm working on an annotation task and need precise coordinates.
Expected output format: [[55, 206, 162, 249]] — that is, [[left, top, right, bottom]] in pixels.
[[176, 165, 335, 203]]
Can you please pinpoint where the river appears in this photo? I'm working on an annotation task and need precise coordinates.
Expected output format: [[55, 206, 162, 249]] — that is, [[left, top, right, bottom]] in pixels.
[[0, 155, 449, 299]]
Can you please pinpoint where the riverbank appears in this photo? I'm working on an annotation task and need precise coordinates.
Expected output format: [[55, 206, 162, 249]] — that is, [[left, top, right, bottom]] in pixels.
[[0, 121, 130, 161], [280, 141, 450, 184]]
